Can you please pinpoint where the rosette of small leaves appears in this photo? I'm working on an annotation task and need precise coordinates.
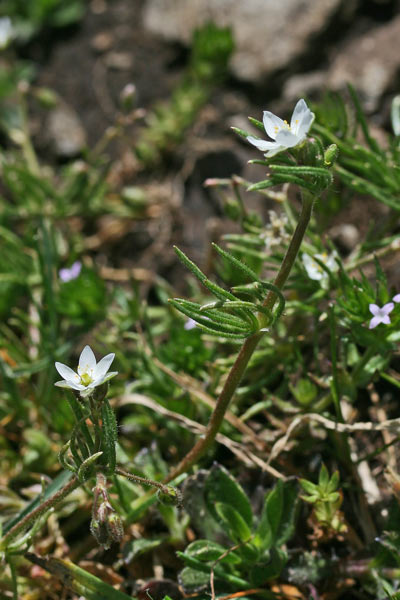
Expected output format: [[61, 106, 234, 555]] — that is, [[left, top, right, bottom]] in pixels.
[[233, 118, 334, 195], [178, 464, 298, 594], [169, 243, 285, 339], [299, 464, 347, 534]]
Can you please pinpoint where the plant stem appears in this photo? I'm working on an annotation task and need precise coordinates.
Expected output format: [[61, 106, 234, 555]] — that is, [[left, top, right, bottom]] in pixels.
[[0, 476, 80, 549], [164, 192, 315, 483], [116, 467, 176, 496]]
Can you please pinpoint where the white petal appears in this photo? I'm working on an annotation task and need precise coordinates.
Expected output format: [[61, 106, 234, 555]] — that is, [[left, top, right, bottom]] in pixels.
[[54, 379, 85, 391], [247, 136, 279, 152], [89, 372, 118, 388], [94, 353, 115, 379], [78, 345, 96, 375], [290, 99, 308, 132], [55, 362, 80, 383], [297, 109, 315, 138], [265, 144, 287, 157], [275, 128, 300, 148], [263, 111, 285, 140], [265, 145, 286, 157]]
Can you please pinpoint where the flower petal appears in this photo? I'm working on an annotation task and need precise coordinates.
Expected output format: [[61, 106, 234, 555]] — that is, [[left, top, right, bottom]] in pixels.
[[247, 136, 279, 152], [88, 371, 118, 388], [393, 293, 400, 303], [381, 314, 391, 325], [290, 99, 314, 137], [265, 144, 286, 157], [382, 302, 394, 315], [369, 316, 381, 329], [297, 109, 315, 138], [54, 379, 85, 391], [55, 362, 80, 383], [78, 345, 96, 375], [275, 128, 301, 148], [262, 111, 285, 140], [368, 304, 380, 316], [94, 353, 115, 379]]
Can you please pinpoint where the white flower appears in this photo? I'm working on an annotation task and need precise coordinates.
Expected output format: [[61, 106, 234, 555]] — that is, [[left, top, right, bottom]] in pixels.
[[55, 345, 117, 397], [247, 99, 315, 157], [302, 251, 338, 283], [260, 210, 290, 249], [369, 303, 394, 329], [0, 17, 13, 49], [393, 293, 400, 303]]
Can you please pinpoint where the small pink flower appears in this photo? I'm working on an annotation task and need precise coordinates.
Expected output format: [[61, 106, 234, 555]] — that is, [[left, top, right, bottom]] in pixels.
[[369, 302, 394, 329], [59, 261, 82, 282], [393, 293, 400, 303], [184, 318, 197, 330]]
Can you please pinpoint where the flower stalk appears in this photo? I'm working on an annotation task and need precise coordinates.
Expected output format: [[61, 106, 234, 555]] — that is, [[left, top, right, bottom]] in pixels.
[[164, 190, 316, 483]]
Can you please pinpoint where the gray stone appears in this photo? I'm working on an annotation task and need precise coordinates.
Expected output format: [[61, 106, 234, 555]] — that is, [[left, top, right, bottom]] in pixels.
[[47, 103, 87, 158], [143, 0, 348, 82], [327, 15, 400, 111]]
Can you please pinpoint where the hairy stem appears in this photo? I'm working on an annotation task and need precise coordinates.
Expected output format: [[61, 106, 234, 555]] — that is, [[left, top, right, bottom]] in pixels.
[[1, 476, 80, 550], [164, 192, 315, 483]]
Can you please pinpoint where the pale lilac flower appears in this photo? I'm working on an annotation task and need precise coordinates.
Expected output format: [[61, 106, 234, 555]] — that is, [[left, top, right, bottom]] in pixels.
[[393, 293, 400, 303], [55, 345, 117, 397], [184, 318, 197, 330], [247, 99, 315, 158], [368, 303, 394, 329], [59, 261, 82, 282]]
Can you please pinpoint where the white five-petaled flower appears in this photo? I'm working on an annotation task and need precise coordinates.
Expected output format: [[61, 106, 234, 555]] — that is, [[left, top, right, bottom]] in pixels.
[[247, 99, 315, 157], [0, 17, 13, 49], [368, 303, 394, 329], [302, 251, 338, 283], [55, 345, 117, 397]]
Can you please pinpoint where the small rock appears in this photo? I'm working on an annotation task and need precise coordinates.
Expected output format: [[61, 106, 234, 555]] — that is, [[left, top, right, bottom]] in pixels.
[[143, 0, 353, 83], [283, 70, 327, 101], [329, 223, 359, 253], [104, 51, 133, 71], [47, 103, 87, 158], [91, 31, 114, 53], [327, 15, 400, 111]]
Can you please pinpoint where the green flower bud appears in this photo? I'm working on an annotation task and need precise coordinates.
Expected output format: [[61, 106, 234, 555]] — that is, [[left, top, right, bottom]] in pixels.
[[156, 485, 182, 507], [324, 144, 339, 166]]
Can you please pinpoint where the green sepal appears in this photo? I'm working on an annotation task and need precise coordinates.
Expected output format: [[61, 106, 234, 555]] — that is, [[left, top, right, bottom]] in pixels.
[[231, 126, 251, 139], [248, 116, 265, 132]]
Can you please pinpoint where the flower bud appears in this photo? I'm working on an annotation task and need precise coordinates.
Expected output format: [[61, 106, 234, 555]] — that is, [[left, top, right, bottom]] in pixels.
[[157, 485, 182, 507], [107, 512, 124, 543], [90, 518, 112, 549], [324, 144, 339, 167], [300, 137, 324, 167]]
